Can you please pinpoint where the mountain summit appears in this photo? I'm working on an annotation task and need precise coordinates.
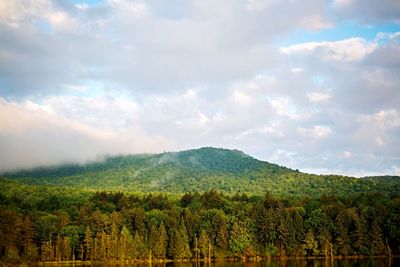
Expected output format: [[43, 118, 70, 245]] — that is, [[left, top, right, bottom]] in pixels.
[[2, 147, 399, 196]]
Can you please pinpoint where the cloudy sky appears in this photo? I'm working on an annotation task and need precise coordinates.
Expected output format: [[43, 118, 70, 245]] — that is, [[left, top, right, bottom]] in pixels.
[[0, 0, 399, 176]]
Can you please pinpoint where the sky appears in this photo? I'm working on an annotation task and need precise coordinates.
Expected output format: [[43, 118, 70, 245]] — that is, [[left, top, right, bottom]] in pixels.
[[0, 0, 399, 176]]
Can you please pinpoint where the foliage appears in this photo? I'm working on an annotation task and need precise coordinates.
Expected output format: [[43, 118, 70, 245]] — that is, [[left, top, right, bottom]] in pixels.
[[3, 147, 398, 196], [0, 185, 399, 263], [0, 147, 399, 263]]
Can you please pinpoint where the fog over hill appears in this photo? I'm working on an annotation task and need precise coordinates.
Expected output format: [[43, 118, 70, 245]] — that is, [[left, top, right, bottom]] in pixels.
[[2, 147, 399, 196]]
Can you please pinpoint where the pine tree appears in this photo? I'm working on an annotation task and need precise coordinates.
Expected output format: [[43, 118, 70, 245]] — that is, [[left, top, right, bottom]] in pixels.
[[148, 223, 158, 260], [370, 220, 384, 255], [199, 229, 211, 260], [170, 217, 192, 260], [212, 211, 228, 254], [119, 225, 134, 260], [102, 231, 109, 261], [353, 214, 369, 255], [62, 236, 72, 261], [93, 231, 101, 261], [109, 223, 119, 260], [55, 235, 62, 262], [154, 221, 167, 260], [179, 217, 192, 260], [84, 226, 92, 261], [335, 210, 351, 255], [132, 232, 146, 259], [22, 217, 38, 261]]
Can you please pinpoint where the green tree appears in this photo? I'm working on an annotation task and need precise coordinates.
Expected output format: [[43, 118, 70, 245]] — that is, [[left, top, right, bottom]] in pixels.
[[229, 220, 252, 257], [109, 223, 119, 260], [334, 208, 351, 255], [199, 229, 211, 260], [62, 236, 72, 261], [170, 218, 191, 260], [119, 225, 134, 260], [154, 221, 168, 260], [370, 219, 384, 255], [132, 232, 146, 259], [84, 226, 92, 261], [302, 229, 319, 256]]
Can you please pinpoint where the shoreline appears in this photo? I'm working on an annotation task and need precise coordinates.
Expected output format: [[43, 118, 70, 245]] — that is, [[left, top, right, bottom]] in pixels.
[[29, 255, 399, 265]]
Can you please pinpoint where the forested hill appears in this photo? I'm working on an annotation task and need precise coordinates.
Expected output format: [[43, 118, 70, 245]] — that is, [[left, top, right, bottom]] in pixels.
[[1, 147, 399, 196]]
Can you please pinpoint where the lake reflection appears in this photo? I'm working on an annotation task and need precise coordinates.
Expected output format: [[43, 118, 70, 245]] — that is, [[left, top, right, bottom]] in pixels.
[[44, 258, 398, 267]]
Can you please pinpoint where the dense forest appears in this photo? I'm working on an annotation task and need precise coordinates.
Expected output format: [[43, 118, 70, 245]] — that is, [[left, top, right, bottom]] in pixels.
[[1, 147, 399, 264], [2, 147, 400, 197], [0, 181, 399, 264]]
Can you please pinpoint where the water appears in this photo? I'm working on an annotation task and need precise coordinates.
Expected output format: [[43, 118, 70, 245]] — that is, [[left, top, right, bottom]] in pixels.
[[38, 258, 399, 267]]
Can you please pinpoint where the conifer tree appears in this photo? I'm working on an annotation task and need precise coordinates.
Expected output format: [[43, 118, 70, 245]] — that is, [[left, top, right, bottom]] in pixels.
[[154, 221, 168, 260], [199, 229, 211, 260], [148, 223, 158, 260], [132, 232, 146, 259], [370, 219, 384, 255], [62, 236, 72, 261], [84, 226, 92, 261], [170, 217, 192, 260], [109, 223, 119, 260], [119, 225, 134, 260]]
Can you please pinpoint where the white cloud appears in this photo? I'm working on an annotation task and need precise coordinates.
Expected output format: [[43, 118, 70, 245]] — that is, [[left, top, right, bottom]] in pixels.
[[231, 90, 253, 105], [332, 0, 400, 23], [246, 0, 276, 11], [300, 14, 332, 30], [109, 0, 148, 16], [343, 151, 352, 158], [375, 31, 400, 42], [291, 68, 304, 73], [332, 0, 354, 8], [297, 125, 332, 139], [308, 91, 331, 102], [269, 97, 299, 119], [75, 4, 89, 10], [280, 37, 377, 61], [0, 1, 399, 176], [359, 110, 400, 131], [0, 97, 174, 171]]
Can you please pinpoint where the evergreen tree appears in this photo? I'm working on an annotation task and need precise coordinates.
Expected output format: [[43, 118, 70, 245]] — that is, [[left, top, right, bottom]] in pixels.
[[109, 223, 119, 260], [154, 221, 168, 260], [55, 235, 61, 262], [148, 223, 158, 260], [132, 232, 146, 259], [170, 218, 192, 260], [211, 210, 228, 255], [84, 226, 92, 261], [21, 217, 38, 261], [370, 219, 384, 255], [353, 213, 369, 255], [199, 229, 211, 260], [335, 210, 351, 255], [119, 225, 134, 260], [62, 236, 71, 261]]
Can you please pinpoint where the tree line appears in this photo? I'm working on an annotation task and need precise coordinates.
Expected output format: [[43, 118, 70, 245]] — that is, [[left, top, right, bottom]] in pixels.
[[0, 190, 399, 264]]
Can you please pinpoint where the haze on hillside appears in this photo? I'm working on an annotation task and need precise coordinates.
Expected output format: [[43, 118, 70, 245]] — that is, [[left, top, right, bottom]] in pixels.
[[3, 147, 399, 196], [0, 0, 399, 177]]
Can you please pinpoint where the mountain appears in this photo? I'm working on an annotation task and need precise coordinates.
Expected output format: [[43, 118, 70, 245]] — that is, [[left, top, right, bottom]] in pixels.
[[1, 147, 399, 196]]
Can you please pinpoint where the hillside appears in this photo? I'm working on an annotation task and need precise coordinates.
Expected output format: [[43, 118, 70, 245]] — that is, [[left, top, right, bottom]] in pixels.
[[1, 147, 399, 196]]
